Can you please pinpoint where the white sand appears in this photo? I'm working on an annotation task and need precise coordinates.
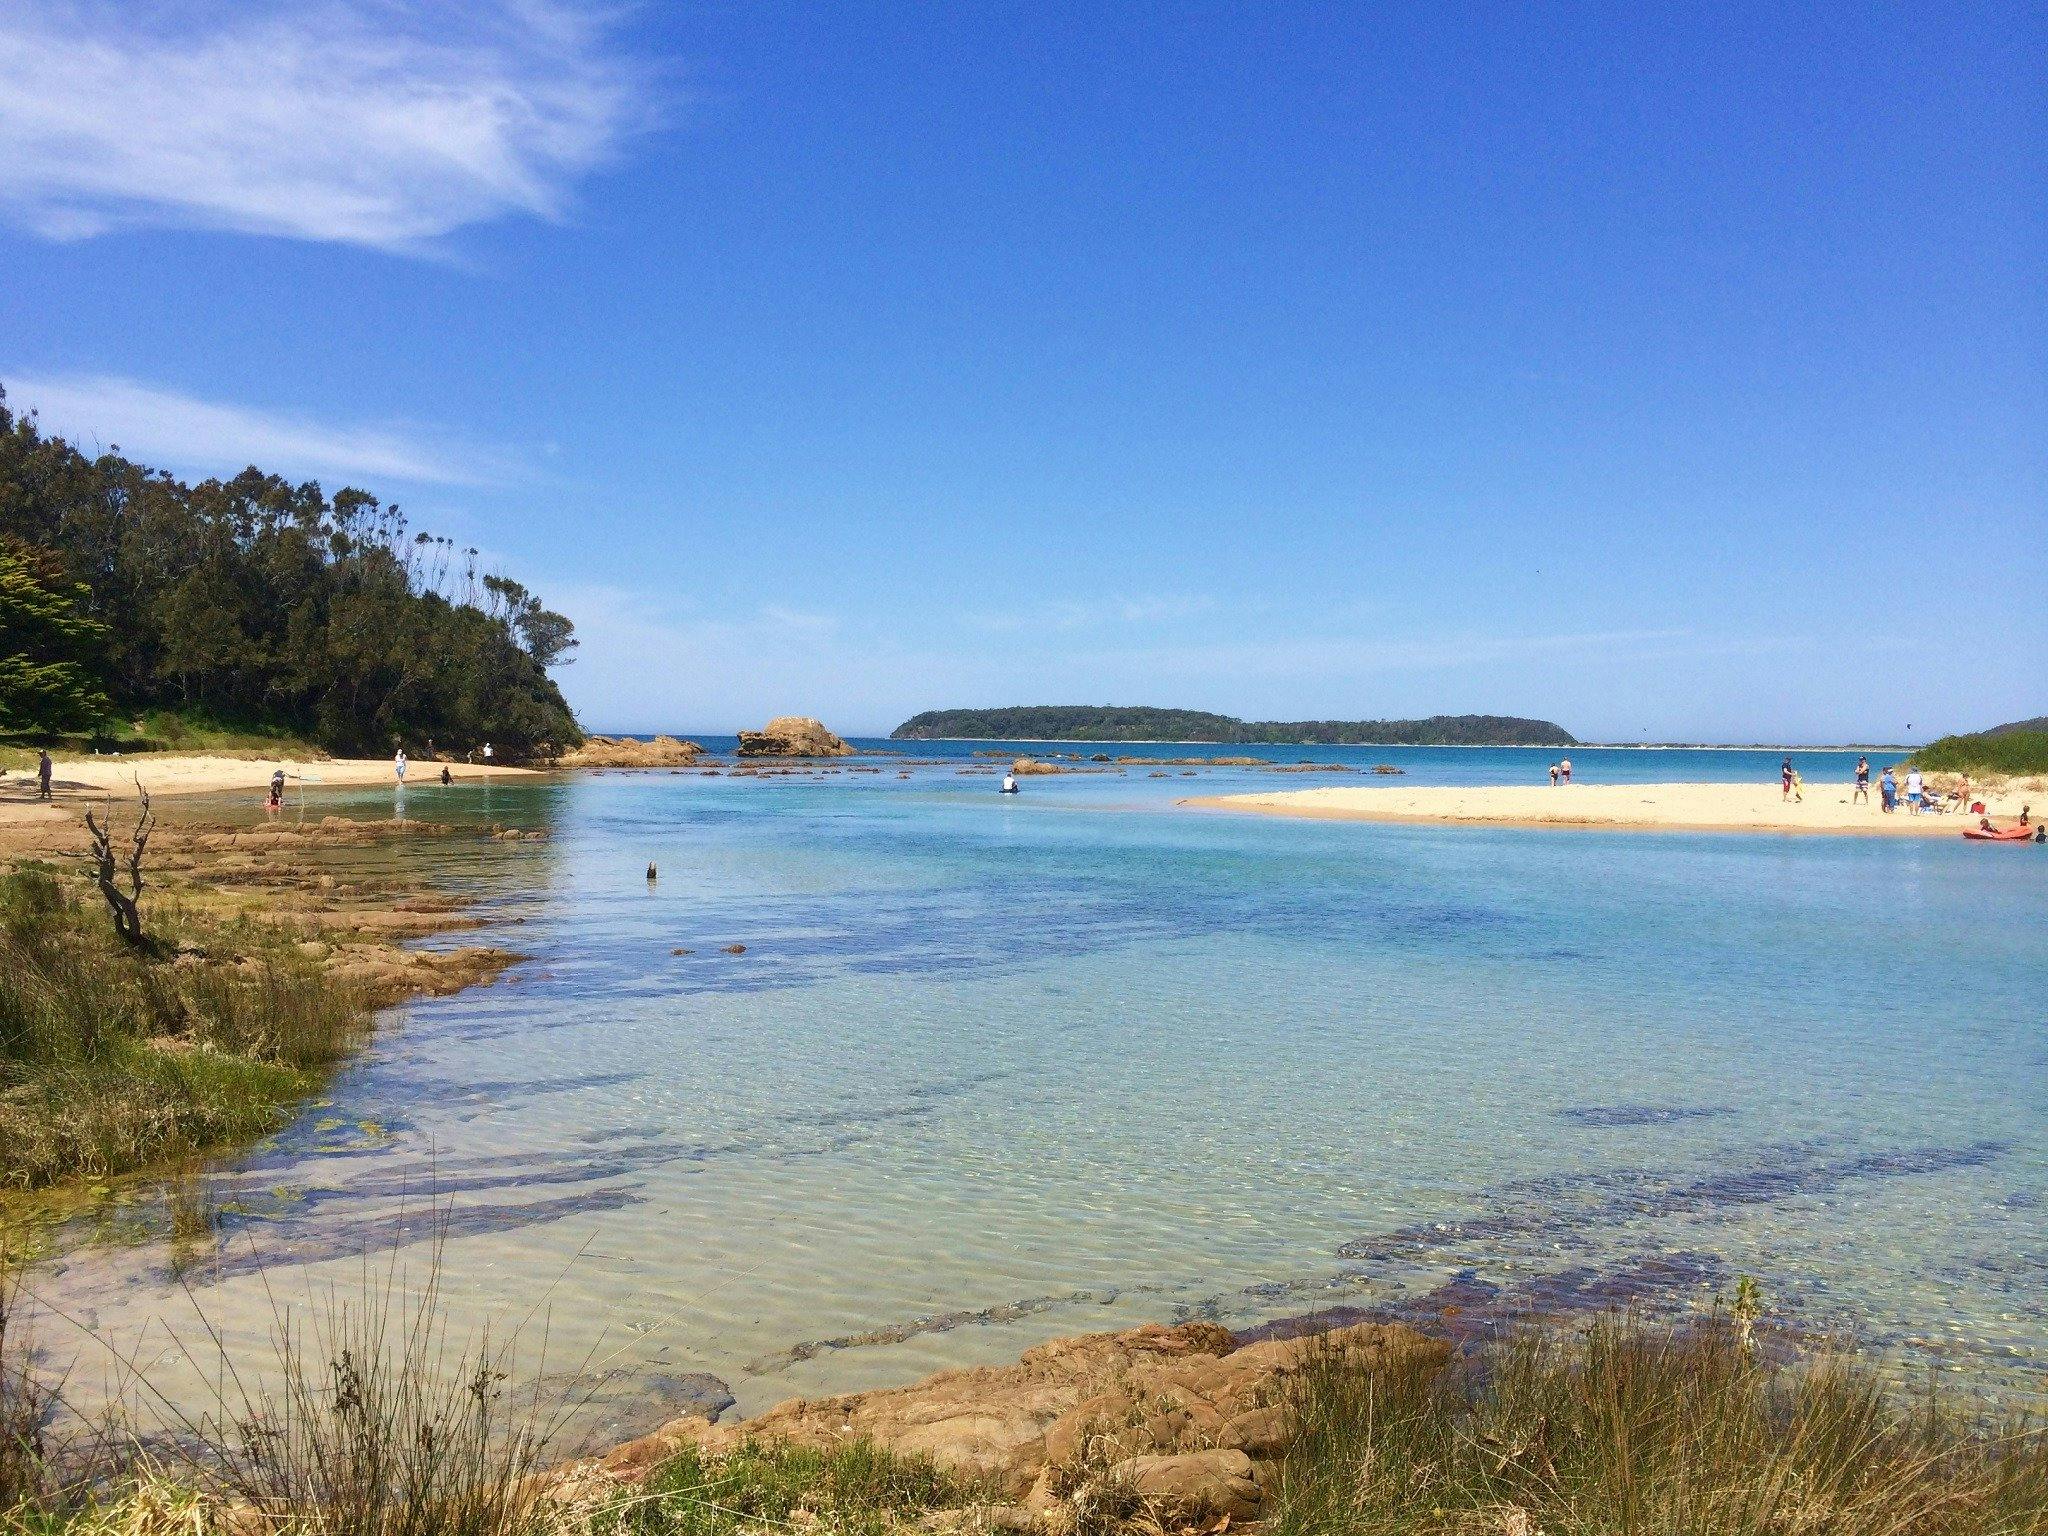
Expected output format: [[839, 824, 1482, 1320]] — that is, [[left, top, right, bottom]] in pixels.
[[0, 753, 537, 826], [1183, 779, 2043, 837]]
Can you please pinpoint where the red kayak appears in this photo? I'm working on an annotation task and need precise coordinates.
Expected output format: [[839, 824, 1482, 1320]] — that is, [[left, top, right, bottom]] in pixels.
[[1962, 825, 2036, 842]]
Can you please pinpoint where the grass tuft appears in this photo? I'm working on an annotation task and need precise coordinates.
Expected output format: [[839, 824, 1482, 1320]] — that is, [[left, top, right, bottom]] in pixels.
[[597, 1439, 969, 1536], [0, 869, 369, 1191], [1271, 1316, 2048, 1536]]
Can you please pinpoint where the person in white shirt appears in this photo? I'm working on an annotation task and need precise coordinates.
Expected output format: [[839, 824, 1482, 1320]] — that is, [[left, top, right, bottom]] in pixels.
[[482, 742, 493, 762], [394, 748, 408, 785], [1905, 766, 1924, 813], [1000, 772, 1018, 794]]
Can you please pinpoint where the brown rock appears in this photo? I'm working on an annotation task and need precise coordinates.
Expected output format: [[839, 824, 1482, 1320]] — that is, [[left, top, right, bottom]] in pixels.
[[555, 1318, 1440, 1503], [1115, 1449, 1261, 1519], [736, 716, 854, 757], [1217, 1403, 1291, 1456], [559, 735, 705, 768], [1010, 758, 1063, 776]]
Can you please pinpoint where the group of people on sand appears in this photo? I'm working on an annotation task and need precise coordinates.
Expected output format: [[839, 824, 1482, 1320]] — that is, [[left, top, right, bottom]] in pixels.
[[1800, 753, 2038, 836], [1546, 758, 1574, 786]]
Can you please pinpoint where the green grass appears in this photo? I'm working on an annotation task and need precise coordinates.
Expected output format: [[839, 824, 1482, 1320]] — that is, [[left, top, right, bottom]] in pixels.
[[598, 1440, 970, 1536], [1270, 1317, 2048, 1536], [0, 707, 322, 768], [0, 868, 368, 1191], [1913, 730, 2048, 778]]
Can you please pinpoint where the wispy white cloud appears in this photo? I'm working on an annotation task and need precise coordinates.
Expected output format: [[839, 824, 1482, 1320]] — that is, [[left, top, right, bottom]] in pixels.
[[1089, 626, 1794, 684], [0, 0, 649, 252], [6, 372, 506, 486], [968, 594, 1220, 633], [1089, 627, 1755, 682], [758, 604, 838, 632]]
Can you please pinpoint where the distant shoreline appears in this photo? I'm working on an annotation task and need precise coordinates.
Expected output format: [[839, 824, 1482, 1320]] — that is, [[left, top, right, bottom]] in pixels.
[[882, 736, 1918, 751]]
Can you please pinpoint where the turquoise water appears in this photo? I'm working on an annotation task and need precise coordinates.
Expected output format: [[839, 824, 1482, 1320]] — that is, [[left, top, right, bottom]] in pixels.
[[28, 744, 2047, 1427]]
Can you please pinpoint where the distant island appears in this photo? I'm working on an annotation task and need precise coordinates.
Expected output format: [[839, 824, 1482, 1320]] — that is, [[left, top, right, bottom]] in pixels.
[[891, 705, 1577, 747]]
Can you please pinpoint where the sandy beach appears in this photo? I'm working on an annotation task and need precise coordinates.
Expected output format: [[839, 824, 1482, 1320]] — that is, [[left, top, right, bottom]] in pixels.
[[1184, 779, 2045, 836], [0, 752, 538, 828]]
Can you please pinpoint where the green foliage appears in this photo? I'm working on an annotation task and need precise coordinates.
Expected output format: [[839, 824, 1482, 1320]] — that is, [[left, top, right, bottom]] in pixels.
[[893, 705, 1577, 746], [0, 386, 581, 757], [0, 869, 367, 1189], [1271, 1318, 2048, 1536], [603, 1440, 968, 1536], [0, 538, 108, 734], [1913, 729, 2048, 777]]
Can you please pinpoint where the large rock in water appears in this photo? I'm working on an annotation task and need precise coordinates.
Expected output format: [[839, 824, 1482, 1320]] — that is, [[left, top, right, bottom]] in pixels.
[[558, 735, 704, 767], [574, 1319, 1447, 1516], [735, 716, 854, 757]]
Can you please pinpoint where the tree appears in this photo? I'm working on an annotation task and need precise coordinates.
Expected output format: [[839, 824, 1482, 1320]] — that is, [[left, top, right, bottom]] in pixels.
[[0, 536, 108, 733], [0, 386, 582, 756]]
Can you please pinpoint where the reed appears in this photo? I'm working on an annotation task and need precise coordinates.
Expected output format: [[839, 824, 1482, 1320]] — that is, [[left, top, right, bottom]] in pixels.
[[0, 869, 369, 1191], [1270, 1316, 2048, 1536]]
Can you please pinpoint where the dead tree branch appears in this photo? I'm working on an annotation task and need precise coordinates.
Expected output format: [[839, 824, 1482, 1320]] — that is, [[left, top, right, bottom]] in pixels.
[[84, 780, 154, 946]]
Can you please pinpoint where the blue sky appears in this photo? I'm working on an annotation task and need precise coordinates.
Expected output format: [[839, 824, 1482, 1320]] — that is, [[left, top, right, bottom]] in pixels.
[[2, 2, 2040, 742]]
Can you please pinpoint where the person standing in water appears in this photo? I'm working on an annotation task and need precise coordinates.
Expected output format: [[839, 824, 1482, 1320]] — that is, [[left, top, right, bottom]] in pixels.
[[268, 767, 285, 812]]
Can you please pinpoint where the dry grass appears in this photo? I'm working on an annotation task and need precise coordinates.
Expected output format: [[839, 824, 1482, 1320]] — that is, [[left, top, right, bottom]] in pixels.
[[1271, 1317, 2048, 1536], [3, 1230, 583, 1536]]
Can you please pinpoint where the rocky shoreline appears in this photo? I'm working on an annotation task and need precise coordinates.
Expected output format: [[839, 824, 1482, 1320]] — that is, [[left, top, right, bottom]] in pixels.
[[563, 1318, 1445, 1524]]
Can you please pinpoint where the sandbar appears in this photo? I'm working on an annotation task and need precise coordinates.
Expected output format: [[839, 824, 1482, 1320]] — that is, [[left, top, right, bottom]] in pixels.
[[1182, 780, 2045, 837]]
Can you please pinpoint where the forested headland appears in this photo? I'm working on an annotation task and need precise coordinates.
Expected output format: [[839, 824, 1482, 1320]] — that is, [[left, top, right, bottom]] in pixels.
[[0, 385, 581, 758], [1912, 718, 2048, 776], [893, 704, 1576, 746]]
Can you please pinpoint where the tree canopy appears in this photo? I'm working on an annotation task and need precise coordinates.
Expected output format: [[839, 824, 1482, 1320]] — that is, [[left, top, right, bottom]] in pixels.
[[0, 536, 110, 732], [0, 386, 581, 756], [892, 705, 1576, 746]]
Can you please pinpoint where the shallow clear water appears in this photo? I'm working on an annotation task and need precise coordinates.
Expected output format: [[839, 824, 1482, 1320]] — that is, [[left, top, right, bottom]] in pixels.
[[24, 744, 2047, 1430]]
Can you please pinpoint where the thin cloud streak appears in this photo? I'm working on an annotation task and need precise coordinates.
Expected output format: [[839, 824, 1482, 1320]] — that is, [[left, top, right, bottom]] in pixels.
[[966, 594, 1221, 633], [7, 373, 507, 487], [1091, 628, 1731, 681], [0, 1, 650, 251]]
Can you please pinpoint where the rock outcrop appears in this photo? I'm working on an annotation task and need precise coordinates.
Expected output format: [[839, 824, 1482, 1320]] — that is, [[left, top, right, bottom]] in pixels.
[[559, 735, 705, 768], [574, 1318, 1445, 1525], [1010, 758, 1064, 776], [736, 717, 854, 758]]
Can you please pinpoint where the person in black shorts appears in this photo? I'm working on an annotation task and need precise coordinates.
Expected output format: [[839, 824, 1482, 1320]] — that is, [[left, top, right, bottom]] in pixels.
[[1853, 756, 1870, 804]]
